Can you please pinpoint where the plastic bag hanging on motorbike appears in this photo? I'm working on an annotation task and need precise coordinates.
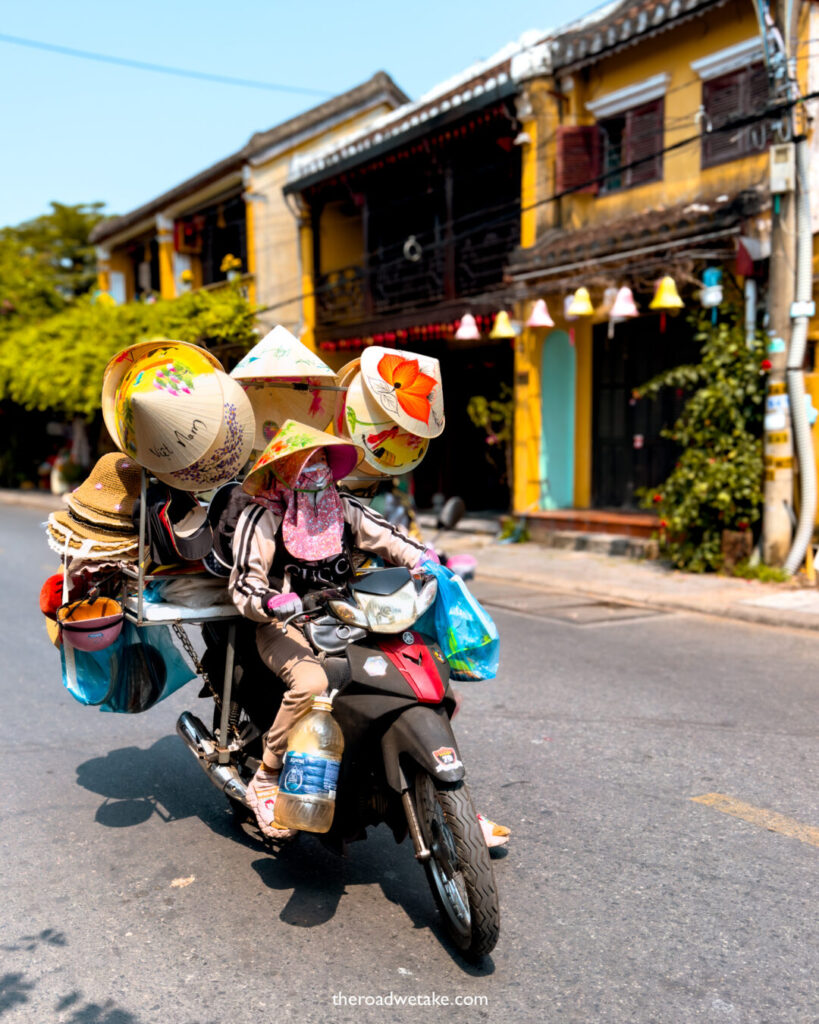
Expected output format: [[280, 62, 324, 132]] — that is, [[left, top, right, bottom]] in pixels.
[[415, 562, 499, 681], [60, 621, 195, 712]]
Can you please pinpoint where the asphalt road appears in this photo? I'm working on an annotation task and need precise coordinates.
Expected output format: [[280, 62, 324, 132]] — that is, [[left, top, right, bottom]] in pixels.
[[2, 504, 817, 1024]]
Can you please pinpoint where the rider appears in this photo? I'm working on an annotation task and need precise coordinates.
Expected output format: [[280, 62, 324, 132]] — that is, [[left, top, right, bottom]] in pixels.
[[229, 420, 509, 848]]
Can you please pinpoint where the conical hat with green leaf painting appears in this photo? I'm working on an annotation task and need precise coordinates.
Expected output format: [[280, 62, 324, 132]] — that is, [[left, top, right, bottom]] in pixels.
[[242, 420, 362, 495], [343, 371, 428, 475], [360, 346, 444, 439]]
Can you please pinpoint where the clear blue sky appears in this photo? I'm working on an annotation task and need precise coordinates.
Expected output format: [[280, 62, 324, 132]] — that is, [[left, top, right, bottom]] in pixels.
[[0, 0, 584, 229]]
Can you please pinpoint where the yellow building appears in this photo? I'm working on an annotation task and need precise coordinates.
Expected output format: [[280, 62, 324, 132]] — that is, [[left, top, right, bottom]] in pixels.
[[509, 0, 813, 532], [90, 74, 408, 339]]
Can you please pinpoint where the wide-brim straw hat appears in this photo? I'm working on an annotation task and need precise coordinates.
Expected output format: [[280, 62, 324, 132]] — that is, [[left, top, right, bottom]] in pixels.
[[153, 372, 256, 492], [231, 326, 337, 448], [63, 451, 143, 527], [342, 371, 429, 475], [242, 419, 362, 496], [46, 514, 139, 561], [359, 346, 445, 439], [102, 339, 225, 473]]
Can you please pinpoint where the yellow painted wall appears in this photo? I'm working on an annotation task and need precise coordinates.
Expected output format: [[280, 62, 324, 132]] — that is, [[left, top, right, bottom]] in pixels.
[[318, 200, 363, 274]]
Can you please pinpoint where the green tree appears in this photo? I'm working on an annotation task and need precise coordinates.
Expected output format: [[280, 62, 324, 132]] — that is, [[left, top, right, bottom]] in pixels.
[[636, 311, 766, 572]]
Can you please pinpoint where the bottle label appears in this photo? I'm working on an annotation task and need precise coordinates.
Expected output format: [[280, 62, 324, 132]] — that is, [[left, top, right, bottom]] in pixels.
[[280, 752, 340, 799]]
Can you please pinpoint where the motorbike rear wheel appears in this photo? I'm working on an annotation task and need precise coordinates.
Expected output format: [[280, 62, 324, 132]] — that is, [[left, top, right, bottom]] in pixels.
[[413, 772, 500, 959]]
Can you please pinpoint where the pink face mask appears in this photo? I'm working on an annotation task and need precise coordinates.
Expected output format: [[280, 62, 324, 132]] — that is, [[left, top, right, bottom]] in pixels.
[[254, 450, 345, 560]]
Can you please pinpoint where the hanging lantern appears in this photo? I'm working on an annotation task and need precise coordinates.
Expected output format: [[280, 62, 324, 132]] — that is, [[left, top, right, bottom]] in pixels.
[[489, 310, 516, 339], [525, 299, 554, 328], [564, 295, 578, 322], [567, 287, 594, 317], [650, 276, 684, 310], [597, 287, 619, 318], [700, 268, 723, 325], [610, 286, 639, 320]]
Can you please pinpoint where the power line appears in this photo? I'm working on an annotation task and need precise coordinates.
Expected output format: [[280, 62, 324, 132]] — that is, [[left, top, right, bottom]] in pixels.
[[0, 32, 332, 97]]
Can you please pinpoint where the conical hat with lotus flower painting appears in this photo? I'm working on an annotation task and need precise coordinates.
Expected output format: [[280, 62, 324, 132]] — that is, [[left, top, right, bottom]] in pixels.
[[359, 347, 444, 439], [343, 371, 429, 475]]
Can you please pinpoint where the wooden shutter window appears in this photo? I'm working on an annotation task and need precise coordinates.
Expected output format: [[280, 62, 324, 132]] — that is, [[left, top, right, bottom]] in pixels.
[[627, 100, 664, 185], [556, 125, 601, 195], [702, 62, 769, 168]]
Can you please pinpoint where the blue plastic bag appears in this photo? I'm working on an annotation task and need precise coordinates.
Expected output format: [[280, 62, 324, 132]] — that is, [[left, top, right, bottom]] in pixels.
[[60, 621, 195, 713], [416, 562, 500, 681]]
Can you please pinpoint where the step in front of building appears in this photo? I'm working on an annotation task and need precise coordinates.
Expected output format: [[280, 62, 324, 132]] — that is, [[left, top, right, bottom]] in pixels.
[[521, 509, 660, 559]]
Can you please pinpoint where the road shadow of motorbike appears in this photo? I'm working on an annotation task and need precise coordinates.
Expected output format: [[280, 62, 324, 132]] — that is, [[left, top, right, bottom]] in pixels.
[[249, 830, 496, 976], [75, 737, 267, 848]]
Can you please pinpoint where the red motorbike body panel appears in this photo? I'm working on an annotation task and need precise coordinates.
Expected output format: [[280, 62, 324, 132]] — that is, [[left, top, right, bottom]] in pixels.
[[376, 632, 446, 703]]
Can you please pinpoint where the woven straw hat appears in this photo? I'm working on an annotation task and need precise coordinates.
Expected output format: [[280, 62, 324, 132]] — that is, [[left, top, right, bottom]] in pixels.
[[101, 339, 225, 473], [359, 346, 444, 439], [232, 327, 337, 449], [342, 371, 429, 475], [242, 419, 362, 496], [64, 452, 142, 526], [152, 372, 255, 492], [46, 452, 141, 559]]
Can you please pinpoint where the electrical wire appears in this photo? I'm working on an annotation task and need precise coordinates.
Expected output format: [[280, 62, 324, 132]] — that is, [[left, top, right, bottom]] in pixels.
[[0, 32, 332, 97]]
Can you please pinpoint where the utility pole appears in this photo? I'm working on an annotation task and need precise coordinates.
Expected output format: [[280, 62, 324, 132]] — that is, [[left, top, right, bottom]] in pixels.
[[761, 0, 800, 565]]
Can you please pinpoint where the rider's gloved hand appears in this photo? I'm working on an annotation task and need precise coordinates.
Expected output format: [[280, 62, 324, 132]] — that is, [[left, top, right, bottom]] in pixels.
[[265, 592, 303, 621]]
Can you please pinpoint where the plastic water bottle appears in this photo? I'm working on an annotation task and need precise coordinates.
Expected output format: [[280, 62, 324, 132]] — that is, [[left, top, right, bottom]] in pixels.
[[274, 695, 344, 833]]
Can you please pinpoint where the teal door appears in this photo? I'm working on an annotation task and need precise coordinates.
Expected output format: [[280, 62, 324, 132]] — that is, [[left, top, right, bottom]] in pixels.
[[540, 330, 575, 509]]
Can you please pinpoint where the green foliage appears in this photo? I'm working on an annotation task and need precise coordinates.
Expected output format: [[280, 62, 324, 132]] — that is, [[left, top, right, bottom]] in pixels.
[[467, 382, 514, 486], [729, 560, 789, 583], [0, 285, 258, 417], [636, 312, 765, 572], [0, 202, 106, 338]]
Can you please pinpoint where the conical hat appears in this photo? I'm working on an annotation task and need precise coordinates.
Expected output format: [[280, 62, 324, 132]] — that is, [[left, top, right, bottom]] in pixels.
[[332, 358, 361, 437], [231, 325, 335, 382], [241, 383, 335, 451], [153, 373, 256, 492], [359, 346, 444, 438], [102, 340, 222, 452], [243, 419, 362, 496], [343, 371, 429, 475], [104, 341, 226, 473]]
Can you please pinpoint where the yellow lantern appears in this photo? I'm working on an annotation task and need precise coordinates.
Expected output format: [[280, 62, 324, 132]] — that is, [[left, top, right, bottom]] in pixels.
[[489, 310, 516, 339], [567, 287, 594, 317], [650, 276, 684, 310]]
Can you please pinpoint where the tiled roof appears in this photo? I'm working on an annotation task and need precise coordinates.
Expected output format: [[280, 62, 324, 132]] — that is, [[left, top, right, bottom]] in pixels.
[[550, 0, 727, 72]]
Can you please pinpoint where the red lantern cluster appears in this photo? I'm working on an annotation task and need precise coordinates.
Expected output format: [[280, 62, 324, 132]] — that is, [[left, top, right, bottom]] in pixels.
[[318, 320, 461, 352]]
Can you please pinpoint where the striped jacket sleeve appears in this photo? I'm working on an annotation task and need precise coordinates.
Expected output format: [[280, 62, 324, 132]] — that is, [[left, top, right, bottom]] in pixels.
[[228, 504, 281, 621], [342, 494, 427, 569]]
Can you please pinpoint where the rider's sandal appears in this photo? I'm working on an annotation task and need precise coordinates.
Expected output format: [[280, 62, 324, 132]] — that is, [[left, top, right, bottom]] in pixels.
[[246, 767, 297, 841], [477, 813, 510, 848]]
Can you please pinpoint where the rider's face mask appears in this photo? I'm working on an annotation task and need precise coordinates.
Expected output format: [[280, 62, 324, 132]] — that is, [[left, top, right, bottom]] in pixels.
[[293, 452, 332, 493]]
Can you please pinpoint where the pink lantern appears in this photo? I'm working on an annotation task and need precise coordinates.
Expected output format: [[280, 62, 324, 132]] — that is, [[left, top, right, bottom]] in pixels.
[[610, 287, 639, 319], [525, 299, 554, 328], [454, 313, 481, 340]]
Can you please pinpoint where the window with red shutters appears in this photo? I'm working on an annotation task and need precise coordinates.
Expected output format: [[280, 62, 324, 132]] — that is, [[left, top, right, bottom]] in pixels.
[[555, 125, 601, 195], [598, 99, 664, 193], [702, 62, 770, 168]]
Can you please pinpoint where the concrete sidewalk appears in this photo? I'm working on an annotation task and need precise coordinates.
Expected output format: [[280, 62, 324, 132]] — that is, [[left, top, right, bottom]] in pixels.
[[436, 528, 819, 634], [6, 488, 819, 633]]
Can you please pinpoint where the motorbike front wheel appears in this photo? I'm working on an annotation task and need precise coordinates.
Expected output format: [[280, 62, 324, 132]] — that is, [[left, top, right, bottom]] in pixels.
[[413, 772, 500, 959]]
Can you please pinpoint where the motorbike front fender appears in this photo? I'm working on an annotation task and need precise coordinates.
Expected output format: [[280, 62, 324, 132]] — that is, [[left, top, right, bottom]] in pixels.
[[381, 704, 465, 791]]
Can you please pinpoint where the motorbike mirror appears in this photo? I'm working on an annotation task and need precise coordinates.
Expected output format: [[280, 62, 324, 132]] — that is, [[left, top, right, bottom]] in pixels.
[[436, 496, 466, 531]]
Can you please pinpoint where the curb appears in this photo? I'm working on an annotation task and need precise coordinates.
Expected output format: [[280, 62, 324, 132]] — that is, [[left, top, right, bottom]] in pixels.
[[0, 489, 64, 511], [474, 564, 819, 635]]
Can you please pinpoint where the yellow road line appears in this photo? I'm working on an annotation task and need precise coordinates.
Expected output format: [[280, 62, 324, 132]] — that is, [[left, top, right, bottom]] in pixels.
[[691, 793, 819, 848]]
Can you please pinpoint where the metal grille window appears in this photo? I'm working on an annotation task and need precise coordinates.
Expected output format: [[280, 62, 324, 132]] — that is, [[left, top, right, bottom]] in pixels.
[[701, 63, 769, 168], [599, 99, 664, 193]]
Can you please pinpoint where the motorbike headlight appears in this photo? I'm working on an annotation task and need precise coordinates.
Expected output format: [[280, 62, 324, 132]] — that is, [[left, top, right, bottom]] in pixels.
[[414, 577, 437, 617], [328, 599, 369, 628], [354, 580, 419, 633]]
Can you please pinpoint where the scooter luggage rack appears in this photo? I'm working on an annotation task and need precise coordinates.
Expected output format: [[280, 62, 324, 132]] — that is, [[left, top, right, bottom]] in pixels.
[[121, 468, 240, 766]]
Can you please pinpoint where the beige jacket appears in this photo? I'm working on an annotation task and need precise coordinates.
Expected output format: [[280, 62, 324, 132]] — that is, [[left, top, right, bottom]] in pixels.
[[229, 493, 427, 622]]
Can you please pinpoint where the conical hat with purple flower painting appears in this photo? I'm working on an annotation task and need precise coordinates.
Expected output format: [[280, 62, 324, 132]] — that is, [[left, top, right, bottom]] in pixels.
[[359, 346, 444, 439], [102, 340, 225, 473]]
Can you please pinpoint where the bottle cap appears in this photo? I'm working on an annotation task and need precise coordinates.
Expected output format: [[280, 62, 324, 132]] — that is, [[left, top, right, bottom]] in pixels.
[[312, 695, 334, 712]]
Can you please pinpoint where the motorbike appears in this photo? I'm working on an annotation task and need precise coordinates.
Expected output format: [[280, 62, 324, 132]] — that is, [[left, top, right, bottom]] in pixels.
[[175, 564, 500, 960]]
